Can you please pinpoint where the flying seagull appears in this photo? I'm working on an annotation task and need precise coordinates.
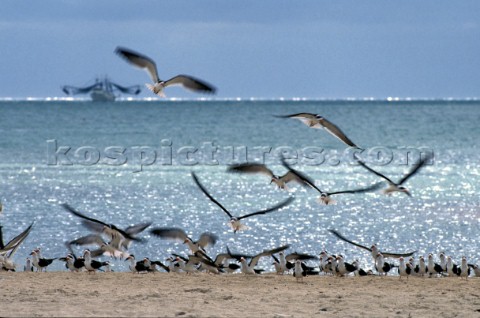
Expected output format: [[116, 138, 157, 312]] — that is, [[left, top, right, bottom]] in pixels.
[[149, 227, 218, 254], [115, 46, 216, 97], [281, 159, 381, 205], [355, 153, 432, 196], [276, 113, 359, 148], [227, 163, 308, 190], [192, 172, 294, 233], [328, 229, 416, 259], [62, 203, 148, 244]]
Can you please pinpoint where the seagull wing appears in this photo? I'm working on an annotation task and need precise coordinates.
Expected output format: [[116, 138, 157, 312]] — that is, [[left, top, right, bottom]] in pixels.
[[275, 113, 319, 128], [62, 203, 140, 242], [191, 172, 233, 218], [150, 227, 188, 242], [317, 116, 358, 148], [115, 46, 160, 83], [124, 222, 152, 235], [164, 75, 216, 94], [0, 226, 4, 250], [1, 222, 34, 257], [197, 232, 218, 249], [281, 159, 324, 193], [327, 182, 383, 196], [67, 234, 105, 247], [227, 163, 275, 178], [285, 252, 318, 262], [397, 153, 432, 185], [250, 244, 290, 267], [328, 229, 372, 252], [226, 246, 254, 262], [62, 203, 109, 228], [237, 196, 294, 220], [381, 251, 417, 258], [355, 158, 395, 184]]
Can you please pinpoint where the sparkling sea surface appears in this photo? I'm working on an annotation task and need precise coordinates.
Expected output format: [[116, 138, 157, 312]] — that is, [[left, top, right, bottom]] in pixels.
[[1, 99, 479, 272]]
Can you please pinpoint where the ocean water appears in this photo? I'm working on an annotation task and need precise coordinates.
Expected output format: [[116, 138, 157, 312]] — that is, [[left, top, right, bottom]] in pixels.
[[0, 99, 479, 272]]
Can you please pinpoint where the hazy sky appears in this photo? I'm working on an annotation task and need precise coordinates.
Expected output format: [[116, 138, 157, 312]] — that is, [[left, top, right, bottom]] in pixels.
[[1, 1, 479, 99]]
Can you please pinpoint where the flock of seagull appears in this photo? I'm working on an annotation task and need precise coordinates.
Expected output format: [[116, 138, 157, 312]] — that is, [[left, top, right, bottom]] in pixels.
[[1, 46, 477, 281]]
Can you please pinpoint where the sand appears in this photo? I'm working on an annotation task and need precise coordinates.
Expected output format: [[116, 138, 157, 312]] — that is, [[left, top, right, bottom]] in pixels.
[[1, 272, 479, 317]]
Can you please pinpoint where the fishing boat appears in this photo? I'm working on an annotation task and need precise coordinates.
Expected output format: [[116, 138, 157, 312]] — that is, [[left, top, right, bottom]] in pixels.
[[62, 77, 141, 102]]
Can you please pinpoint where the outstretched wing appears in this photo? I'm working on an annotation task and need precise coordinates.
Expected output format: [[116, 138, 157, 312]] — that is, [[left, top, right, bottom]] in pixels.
[[317, 116, 358, 148], [227, 163, 275, 178], [328, 229, 372, 252], [275, 113, 319, 128], [164, 75, 216, 94], [197, 232, 218, 248], [237, 196, 294, 220], [0, 222, 34, 257], [381, 251, 417, 258], [250, 244, 291, 267], [150, 227, 188, 242], [397, 153, 433, 185], [355, 157, 395, 185], [124, 222, 152, 235], [281, 159, 323, 193], [327, 182, 383, 196], [191, 172, 233, 218], [115, 46, 160, 83]]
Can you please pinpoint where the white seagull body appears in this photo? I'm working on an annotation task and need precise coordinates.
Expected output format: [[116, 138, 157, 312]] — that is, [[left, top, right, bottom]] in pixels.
[[115, 46, 216, 97]]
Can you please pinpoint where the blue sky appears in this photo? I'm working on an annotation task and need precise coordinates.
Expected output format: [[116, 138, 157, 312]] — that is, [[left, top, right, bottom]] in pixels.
[[1, 0, 479, 98]]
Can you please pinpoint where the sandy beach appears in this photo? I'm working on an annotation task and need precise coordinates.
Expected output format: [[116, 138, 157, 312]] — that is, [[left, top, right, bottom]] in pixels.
[[1, 272, 479, 317]]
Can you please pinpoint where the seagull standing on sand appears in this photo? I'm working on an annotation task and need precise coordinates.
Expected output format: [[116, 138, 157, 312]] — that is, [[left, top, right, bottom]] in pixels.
[[276, 113, 360, 148], [398, 257, 412, 279], [293, 260, 307, 283], [192, 172, 294, 233], [355, 153, 432, 196], [115, 46, 216, 97]]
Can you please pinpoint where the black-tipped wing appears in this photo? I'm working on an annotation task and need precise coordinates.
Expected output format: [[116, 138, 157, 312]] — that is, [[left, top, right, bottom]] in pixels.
[[327, 182, 383, 196], [355, 158, 395, 184], [237, 196, 294, 220], [150, 227, 188, 242], [191, 172, 233, 218], [115, 46, 160, 83], [227, 163, 275, 178], [328, 229, 372, 252], [111, 82, 142, 95], [275, 113, 318, 126], [164, 75, 216, 94], [397, 153, 432, 185], [197, 232, 218, 248]]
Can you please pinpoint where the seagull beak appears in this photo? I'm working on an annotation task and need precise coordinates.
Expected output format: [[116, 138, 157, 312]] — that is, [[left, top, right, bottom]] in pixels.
[[404, 189, 412, 197]]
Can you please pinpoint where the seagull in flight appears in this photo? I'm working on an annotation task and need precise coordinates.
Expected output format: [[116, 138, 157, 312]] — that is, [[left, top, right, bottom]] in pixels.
[[281, 159, 381, 205], [227, 162, 307, 190], [115, 46, 216, 97], [191, 172, 294, 233], [62, 203, 149, 256], [329, 229, 416, 260], [276, 113, 359, 148], [355, 153, 432, 196], [150, 227, 218, 254]]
